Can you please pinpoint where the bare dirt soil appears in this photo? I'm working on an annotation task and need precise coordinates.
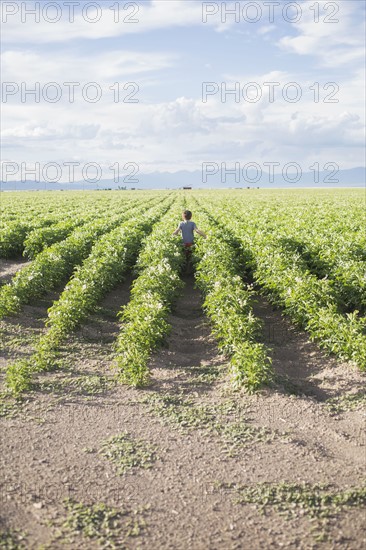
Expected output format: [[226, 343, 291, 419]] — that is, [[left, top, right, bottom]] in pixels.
[[0, 259, 31, 286], [0, 270, 365, 550]]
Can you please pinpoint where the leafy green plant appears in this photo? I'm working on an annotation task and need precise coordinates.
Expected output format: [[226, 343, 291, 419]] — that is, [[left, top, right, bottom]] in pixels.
[[224, 481, 366, 518], [115, 206, 185, 386], [0, 197, 163, 320], [140, 393, 271, 453], [99, 432, 157, 474], [58, 498, 146, 547], [5, 202, 172, 394], [23, 217, 86, 259], [0, 528, 27, 549], [0, 216, 121, 318], [0, 216, 56, 258], [193, 217, 273, 392], [202, 194, 366, 370], [326, 391, 366, 414]]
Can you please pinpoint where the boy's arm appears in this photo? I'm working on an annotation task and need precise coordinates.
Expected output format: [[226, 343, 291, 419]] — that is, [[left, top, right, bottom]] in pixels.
[[195, 228, 207, 239], [172, 223, 181, 236]]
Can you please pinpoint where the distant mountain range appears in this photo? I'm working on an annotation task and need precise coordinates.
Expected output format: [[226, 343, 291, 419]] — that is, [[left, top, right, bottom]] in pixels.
[[1, 167, 365, 191]]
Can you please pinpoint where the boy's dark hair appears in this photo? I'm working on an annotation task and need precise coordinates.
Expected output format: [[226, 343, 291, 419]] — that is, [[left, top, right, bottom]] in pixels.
[[183, 210, 192, 220]]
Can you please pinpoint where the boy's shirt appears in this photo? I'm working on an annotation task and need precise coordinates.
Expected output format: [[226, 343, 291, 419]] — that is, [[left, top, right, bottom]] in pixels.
[[179, 220, 196, 243]]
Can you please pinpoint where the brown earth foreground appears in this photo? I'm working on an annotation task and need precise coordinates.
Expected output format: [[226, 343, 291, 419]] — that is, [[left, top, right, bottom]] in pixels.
[[0, 266, 365, 550]]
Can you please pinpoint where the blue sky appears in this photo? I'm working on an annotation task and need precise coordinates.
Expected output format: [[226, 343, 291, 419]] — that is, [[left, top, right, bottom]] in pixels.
[[1, 0, 365, 182]]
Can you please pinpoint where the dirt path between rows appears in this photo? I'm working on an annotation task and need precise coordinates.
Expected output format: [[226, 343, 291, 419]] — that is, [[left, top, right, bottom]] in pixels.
[[0, 275, 365, 549], [0, 258, 31, 286]]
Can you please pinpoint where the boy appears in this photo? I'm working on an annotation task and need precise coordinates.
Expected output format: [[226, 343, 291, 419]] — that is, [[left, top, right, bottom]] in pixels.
[[172, 210, 207, 248]]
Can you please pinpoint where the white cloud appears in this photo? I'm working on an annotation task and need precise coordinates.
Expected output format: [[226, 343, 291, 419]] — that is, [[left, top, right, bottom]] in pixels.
[[138, 97, 245, 136], [2, 1, 209, 44], [1, 1, 364, 175], [257, 25, 276, 36], [2, 76, 364, 172], [278, 0, 365, 67], [2, 122, 100, 140], [1, 49, 175, 84], [2, 0, 282, 45]]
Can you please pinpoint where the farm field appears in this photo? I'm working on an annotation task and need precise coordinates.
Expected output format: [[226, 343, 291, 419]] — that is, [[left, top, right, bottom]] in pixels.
[[0, 188, 365, 549]]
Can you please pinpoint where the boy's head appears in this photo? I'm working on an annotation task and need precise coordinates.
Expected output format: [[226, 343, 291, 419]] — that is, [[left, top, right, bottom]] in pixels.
[[182, 210, 192, 220]]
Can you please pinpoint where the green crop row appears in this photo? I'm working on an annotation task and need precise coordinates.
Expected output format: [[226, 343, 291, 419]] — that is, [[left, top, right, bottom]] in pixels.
[[5, 200, 173, 395], [114, 205, 185, 387], [23, 214, 96, 260], [0, 198, 159, 319], [253, 243, 366, 368], [0, 193, 157, 258], [192, 208, 273, 392], [0, 192, 79, 221], [22, 197, 149, 260], [0, 216, 59, 258], [202, 197, 366, 370], [292, 239, 366, 314]]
